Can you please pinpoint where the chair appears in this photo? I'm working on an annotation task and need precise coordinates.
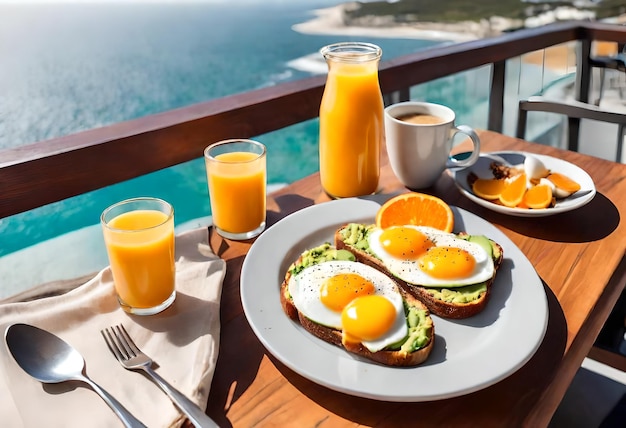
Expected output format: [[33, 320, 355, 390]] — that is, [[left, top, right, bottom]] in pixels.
[[516, 96, 626, 162], [590, 42, 626, 105]]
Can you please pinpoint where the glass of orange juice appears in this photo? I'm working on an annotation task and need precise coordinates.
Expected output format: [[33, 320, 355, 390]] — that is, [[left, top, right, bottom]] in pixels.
[[101, 197, 176, 316], [204, 139, 266, 240]]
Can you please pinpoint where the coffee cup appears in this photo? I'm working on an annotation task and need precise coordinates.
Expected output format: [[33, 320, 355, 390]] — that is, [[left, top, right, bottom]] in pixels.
[[384, 101, 481, 189]]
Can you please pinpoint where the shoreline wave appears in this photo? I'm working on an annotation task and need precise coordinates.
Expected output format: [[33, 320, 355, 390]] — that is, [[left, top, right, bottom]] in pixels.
[[286, 53, 328, 75]]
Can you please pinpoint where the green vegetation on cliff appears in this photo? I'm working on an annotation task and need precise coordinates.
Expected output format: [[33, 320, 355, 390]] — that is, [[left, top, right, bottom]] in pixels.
[[346, 0, 625, 23]]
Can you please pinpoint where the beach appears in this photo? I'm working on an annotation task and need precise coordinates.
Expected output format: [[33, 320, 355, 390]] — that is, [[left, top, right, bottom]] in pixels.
[[293, 3, 612, 74], [292, 4, 483, 43], [294, 1, 626, 45]]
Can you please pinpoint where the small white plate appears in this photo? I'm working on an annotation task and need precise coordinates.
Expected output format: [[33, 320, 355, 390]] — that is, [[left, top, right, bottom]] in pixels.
[[451, 151, 596, 217], [240, 197, 548, 402]]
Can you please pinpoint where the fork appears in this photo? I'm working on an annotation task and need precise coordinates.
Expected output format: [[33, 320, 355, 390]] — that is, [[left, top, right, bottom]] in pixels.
[[101, 325, 219, 428]]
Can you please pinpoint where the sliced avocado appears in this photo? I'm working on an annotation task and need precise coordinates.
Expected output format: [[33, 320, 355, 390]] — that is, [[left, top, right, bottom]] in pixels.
[[387, 305, 433, 352], [468, 235, 493, 258], [288, 243, 356, 277], [424, 282, 487, 303], [334, 249, 355, 261], [401, 307, 433, 352], [339, 223, 377, 257], [491, 240, 502, 261]]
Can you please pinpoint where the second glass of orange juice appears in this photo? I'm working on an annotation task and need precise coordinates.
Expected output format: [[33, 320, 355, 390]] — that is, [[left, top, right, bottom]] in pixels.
[[204, 139, 266, 240], [101, 197, 176, 316]]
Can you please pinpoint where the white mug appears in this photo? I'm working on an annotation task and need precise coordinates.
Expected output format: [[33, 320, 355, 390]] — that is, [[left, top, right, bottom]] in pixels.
[[384, 101, 481, 189]]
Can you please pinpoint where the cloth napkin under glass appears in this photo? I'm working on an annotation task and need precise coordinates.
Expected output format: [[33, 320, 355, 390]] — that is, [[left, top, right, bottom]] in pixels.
[[0, 227, 225, 428]]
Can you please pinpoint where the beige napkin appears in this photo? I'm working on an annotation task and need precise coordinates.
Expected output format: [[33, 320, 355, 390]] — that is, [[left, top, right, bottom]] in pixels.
[[0, 227, 225, 428]]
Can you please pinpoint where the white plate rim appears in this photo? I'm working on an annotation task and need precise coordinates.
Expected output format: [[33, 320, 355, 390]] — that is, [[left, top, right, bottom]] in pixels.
[[240, 197, 549, 402], [451, 151, 596, 217]]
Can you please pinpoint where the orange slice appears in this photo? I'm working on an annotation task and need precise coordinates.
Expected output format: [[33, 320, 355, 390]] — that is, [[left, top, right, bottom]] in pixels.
[[547, 172, 581, 193], [375, 192, 454, 232], [522, 183, 553, 209], [498, 173, 527, 208], [472, 178, 507, 200]]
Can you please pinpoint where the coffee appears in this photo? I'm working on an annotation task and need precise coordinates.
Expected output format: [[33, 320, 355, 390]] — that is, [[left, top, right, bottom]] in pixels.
[[397, 113, 446, 125], [384, 101, 481, 189]]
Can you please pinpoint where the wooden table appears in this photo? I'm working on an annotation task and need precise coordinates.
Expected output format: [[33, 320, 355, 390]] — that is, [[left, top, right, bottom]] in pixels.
[[205, 130, 626, 427]]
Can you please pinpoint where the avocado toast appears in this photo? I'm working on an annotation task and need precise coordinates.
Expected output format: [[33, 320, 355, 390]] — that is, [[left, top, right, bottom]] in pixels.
[[335, 223, 504, 319], [280, 243, 435, 367]]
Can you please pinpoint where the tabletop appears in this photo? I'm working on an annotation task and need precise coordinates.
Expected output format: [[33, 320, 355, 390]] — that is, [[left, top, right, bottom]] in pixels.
[[205, 130, 626, 427]]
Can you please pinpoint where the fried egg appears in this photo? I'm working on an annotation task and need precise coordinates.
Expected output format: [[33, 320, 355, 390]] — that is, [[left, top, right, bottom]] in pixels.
[[368, 225, 494, 287], [288, 260, 407, 352]]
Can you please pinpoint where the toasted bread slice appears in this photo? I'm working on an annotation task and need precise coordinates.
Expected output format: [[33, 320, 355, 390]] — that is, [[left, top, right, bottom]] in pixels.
[[335, 224, 504, 319], [280, 244, 435, 367]]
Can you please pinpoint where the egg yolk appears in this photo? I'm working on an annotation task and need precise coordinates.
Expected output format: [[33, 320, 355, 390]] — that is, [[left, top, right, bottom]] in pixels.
[[379, 226, 434, 260], [341, 295, 396, 342], [320, 273, 375, 312], [419, 246, 476, 279]]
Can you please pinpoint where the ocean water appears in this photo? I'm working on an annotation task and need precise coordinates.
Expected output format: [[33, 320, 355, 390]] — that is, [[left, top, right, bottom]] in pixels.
[[0, 1, 492, 257]]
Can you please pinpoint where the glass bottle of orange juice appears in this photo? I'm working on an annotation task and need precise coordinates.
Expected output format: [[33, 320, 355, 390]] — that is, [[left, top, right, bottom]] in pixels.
[[319, 42, 384, 198]]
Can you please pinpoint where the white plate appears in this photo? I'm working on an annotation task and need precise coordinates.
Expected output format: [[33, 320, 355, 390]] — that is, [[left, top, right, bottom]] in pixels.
[[451, 151, 596, 217], [240, 197, 549, 402]]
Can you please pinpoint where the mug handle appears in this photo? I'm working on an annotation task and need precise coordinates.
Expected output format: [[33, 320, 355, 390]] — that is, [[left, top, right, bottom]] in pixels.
[[445, 125, 481, 168]]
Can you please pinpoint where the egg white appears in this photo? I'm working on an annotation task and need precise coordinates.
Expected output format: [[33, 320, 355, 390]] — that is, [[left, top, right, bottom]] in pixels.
[[524, 155, 550, 180], [540, 177, 573, 198], [368, 225, 495, 287], [288, 260, 408, 352]]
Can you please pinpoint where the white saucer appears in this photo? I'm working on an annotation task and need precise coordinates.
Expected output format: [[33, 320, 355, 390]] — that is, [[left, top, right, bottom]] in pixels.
[[451, 151, 596, 217]]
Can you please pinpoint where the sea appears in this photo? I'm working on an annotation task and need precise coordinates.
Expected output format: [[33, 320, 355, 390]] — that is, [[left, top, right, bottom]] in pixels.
[[0, 0, 470, 257], [2, 0, 560, 294]]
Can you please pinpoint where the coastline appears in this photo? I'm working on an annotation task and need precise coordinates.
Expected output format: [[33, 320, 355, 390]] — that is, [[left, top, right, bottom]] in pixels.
[[292, 4, 600, 72], [292, 5, 480, 43]]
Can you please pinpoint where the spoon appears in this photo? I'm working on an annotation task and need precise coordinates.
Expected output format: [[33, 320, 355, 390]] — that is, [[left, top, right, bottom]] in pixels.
[[5, 323, 147, 428]]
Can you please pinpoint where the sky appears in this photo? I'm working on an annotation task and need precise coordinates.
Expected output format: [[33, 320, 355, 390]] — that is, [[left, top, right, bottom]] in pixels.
[[0, 0, 334, 3], [0, 0, 297, 3], [0, 0, 358, 5], [0, 0, 222, 2]]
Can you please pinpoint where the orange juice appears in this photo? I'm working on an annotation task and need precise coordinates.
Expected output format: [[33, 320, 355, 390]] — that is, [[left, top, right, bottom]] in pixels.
[[103, 209, 175, 310], [319, 43, 384, 198], [206, 151, 266, 235]]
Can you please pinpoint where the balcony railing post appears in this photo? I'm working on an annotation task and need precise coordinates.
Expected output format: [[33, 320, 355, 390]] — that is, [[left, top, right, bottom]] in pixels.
[[383, 88, 410, 107], [569, 39, 594, 152], [488, 61, 506, 133], [576, 38, 593, 104]]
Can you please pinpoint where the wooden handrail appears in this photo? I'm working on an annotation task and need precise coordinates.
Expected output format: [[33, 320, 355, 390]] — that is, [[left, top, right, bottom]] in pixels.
[[1, 20, 625, 219]]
